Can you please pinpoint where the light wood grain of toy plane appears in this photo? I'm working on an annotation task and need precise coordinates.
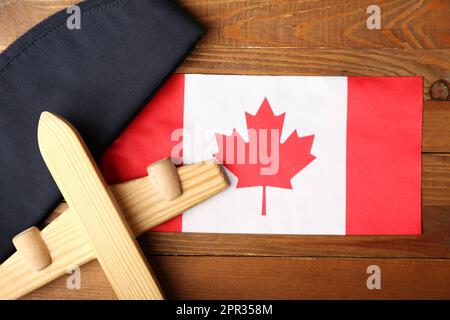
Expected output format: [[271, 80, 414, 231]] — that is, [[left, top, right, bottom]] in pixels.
[[37, 112, 164, 299], [0, 120, 229, 300]]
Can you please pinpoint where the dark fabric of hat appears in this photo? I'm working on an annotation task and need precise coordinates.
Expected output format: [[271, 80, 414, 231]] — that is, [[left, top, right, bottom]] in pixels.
[[0, 0, 203, 262]]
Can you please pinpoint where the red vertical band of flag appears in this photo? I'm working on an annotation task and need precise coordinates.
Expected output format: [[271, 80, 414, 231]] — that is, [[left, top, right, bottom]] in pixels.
[[346, 77, 422, 235], [100, 74, 185, 232]]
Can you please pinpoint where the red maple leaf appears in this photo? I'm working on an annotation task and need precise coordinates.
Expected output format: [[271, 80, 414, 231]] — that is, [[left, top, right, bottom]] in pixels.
[[213, 97, 316, 215]]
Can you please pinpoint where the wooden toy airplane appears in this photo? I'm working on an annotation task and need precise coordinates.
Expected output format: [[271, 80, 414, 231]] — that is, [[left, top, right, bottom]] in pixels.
[[0, 112, 229, 300]]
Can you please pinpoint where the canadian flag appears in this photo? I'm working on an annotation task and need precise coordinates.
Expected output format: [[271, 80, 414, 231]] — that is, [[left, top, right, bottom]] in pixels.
[[101, 74, 422, 235]]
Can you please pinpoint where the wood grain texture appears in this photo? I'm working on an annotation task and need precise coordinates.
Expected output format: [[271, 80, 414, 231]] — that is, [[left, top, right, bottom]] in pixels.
[[0, 0, 78, 51], [177, 46, 450, 100], [32, 154, 450, 262], [0, 208, 95, 300], [24, 256, 450, 300], [139, 206, 450, 259], [1, 0, 450, 50], [12, 226, 52, 271], [147, 158, 182, 201], [137, 154, 450, 259], [422, 154, 450, 205], [0, 156, 229, 299], [180, 0, 450, 49], [38, 112, 164, 300], [1, 1, 449, 101], [1, 0, 449, 300], [423, 102, 450, 152]]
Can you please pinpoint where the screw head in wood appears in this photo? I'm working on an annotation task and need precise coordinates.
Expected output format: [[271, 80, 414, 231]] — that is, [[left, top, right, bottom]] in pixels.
[[430, 80, 449, 101]]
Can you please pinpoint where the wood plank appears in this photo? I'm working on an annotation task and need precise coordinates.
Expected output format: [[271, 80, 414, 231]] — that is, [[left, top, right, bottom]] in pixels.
[[0, 0, 78, 51], [1, 2, 449, 101], [180, 0, 450, 49], [1, 0, 450, 51], [138, 206, 450, 259], [178, 46, 450, 100], [24, 260, 117, 300], [2, 0, 449, 301], [423, 154, 450, 205], [37, 154, 450, 260], [24, 256, 450, 299], [134, 154, 450, 259], [423, 102, 450, 152]]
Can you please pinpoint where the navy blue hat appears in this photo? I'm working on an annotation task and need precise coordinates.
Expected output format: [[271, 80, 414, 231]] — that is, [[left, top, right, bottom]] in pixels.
[[0, 0, 203, 262]]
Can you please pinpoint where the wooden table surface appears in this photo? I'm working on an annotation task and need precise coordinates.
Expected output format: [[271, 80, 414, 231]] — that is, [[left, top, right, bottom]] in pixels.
[[1, 0, 450, 300]]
